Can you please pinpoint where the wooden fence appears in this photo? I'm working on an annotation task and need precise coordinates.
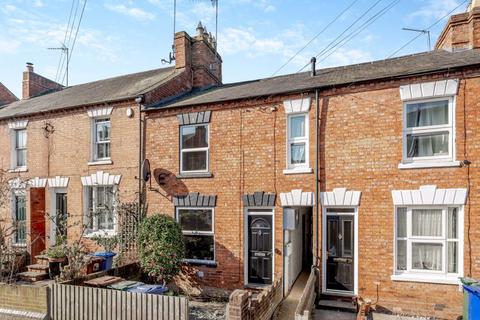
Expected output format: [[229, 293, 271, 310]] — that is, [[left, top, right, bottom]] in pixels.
[[50, 283, 189, 320]]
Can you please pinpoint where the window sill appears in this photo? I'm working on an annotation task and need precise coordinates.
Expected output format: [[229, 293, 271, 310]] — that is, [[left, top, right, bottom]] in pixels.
[[391, 273, 460, 285], [283, 167, 313, 175], [398, 161, 461, 170], [83, 230, 117, 238], [11, 243, 27, 248], [8, 167, 28, 173], [183, 259, 217, 268], [177, 172, 213, 179], [88, 160, 113, 166]]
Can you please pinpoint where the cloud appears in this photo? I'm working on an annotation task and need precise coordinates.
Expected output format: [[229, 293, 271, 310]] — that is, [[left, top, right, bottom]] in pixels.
[[33, 0, 44, 8], [105, 3, 155, 21], [0, 37, 21, 54], [409, 0, 463, 21], [219, 27, 284, 57]]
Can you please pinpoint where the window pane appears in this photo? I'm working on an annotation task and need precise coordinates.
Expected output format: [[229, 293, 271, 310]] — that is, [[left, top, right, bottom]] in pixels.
[[181, 125, 208, 149], [15, 196, 26, 244], [16, 149, 26, 167], [290, 143, 306, 164], [448, 207, 458, 239], [343, 220, 352, 257], [178, 209, 213, 232], [412, 243, 442, 271], [448, 242, 458, 273], [412, 209, 442, 237], [95, 120, 110, 142], [15, 130, 26, 148], [184, 235, 214, 261], [289, 115, 306, 138], [397, 240, 407, 271], [182, 150, 207, 171], [407, 133, 449, 158], [406, 100, 449, 128], [96, 142, 110, 159], [397, 207, 407, 238]]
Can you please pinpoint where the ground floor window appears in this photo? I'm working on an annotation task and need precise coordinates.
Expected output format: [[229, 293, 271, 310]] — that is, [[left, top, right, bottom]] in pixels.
[[176, 208, 214, 263], [395, 206, 462, 277], [13, 194, 26, 245], [85, 186, 115, 234]]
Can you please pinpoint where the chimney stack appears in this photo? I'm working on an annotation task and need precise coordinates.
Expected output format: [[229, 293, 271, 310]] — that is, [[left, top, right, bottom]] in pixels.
[[435, 1, 480, 51], [22, 62, 63, 100], [174, 22, 222, 89]]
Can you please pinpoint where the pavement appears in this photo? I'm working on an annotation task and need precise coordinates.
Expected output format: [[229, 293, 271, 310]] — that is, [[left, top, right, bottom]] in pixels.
[[274, 271, 309, 319], [313, 309, 356, 320]]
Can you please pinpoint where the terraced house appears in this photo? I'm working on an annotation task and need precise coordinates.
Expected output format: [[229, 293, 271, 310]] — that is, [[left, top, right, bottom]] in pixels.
[[0, 26, 222, 273], [1, 3, 480, 319], [143, 4, 480, 318]]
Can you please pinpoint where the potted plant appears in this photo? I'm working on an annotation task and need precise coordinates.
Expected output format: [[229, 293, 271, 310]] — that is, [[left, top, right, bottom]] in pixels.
[[91, 233, 119, 271], [45, 245, 67, 278]]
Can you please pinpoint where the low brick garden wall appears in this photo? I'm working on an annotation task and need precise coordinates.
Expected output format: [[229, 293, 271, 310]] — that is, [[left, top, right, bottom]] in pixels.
[[226, 278, 283, 320], [0, 284, 49, 319]]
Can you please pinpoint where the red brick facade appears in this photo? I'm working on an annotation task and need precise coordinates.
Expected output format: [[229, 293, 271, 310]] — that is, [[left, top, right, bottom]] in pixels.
[[436, 6, 480, 51], [0, 83, 18, 106], [22, 63, 63, 100], [144, 67, 480, 318]]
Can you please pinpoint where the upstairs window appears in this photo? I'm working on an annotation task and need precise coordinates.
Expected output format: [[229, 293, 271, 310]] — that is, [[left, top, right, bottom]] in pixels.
[[93, 118, 111, 161], [180, 124, 209, 173], [287, 113, 309, 169], [402, 98, 454, 164], [13, 194, 26, 245], [14, 129, 27, 168]]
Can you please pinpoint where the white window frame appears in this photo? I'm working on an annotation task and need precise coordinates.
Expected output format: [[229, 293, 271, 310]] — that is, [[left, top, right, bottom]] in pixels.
[[392, 205, 464, 285], [91, 118, 111, 163], [83, 185, 117, 237], [285, 113, 311, 174], [179, 124, 210, 174], [10, 128, 28, 171], [11, 189, 27, 246], [400, 97, 459, 169], [175, 207, 215, 264]]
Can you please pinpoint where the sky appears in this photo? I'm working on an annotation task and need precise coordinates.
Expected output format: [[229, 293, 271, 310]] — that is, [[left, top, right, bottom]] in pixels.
[[0, 0, 471, 98]]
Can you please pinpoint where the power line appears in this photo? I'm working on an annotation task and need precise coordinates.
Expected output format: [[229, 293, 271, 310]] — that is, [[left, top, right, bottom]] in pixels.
[[388, 0, 469, 58], [271, 0, 361, 76], [61, 0, 88, 86], [298, 0, 385, 73], [54, 0, 76, 83], [316, 0, 401, 65]]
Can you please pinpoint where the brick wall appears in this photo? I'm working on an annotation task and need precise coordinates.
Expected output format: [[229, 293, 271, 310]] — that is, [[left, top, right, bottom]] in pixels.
[[22, 63, 62, 100], [0, 83, 18, 106], [436, 6, 480, 51], [0, 284, 48, 314], [226, 278, 283, 320], [0, 100, 141, 252]]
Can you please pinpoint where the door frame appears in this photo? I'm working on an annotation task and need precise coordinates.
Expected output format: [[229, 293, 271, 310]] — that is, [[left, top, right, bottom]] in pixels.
[[244, 207, 275, 287], [322, 206, 359, 296], [50, 187, 67, 246]]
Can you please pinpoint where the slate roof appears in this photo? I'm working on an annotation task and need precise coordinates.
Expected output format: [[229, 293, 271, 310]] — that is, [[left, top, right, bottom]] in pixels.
[[0, 66, 177, 120], [147, 49, 480, 109]]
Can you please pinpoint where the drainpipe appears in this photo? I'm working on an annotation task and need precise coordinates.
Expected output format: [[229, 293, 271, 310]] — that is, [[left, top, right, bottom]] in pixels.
[[135, 95, 145, 214], [314, 88, 319, 267]]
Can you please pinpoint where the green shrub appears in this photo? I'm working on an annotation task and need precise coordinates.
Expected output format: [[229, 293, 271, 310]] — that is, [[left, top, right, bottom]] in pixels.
[[45, 245, 67, 259], [137, 214, 185, 283]]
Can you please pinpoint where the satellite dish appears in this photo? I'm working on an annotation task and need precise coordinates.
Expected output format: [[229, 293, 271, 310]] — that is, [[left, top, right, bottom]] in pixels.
[[142, 159, 151, 182], [153, 168, 188, 197]]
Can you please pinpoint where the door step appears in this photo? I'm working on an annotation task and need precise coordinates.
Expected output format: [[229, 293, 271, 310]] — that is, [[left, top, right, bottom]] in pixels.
[[17, 271, 49, 282], [27, 264, 49, 272], [317, 298, 357, 313], [34, 255, 49, 266]]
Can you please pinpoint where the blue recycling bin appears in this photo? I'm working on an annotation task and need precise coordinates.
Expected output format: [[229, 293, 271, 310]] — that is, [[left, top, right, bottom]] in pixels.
[[463, 285, 480, 319], [92, 252, 116, 270]]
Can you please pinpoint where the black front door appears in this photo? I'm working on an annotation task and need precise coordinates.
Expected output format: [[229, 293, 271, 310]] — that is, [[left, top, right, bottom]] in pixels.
[[248, 215, 273, 285], [326, 215, 354, 292]]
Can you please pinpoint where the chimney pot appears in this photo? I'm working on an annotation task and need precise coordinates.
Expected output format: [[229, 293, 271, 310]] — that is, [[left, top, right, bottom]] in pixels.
[[196, 21, 204, 37], [26, 62, 34, 72], [310, 57, 317, 77]]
